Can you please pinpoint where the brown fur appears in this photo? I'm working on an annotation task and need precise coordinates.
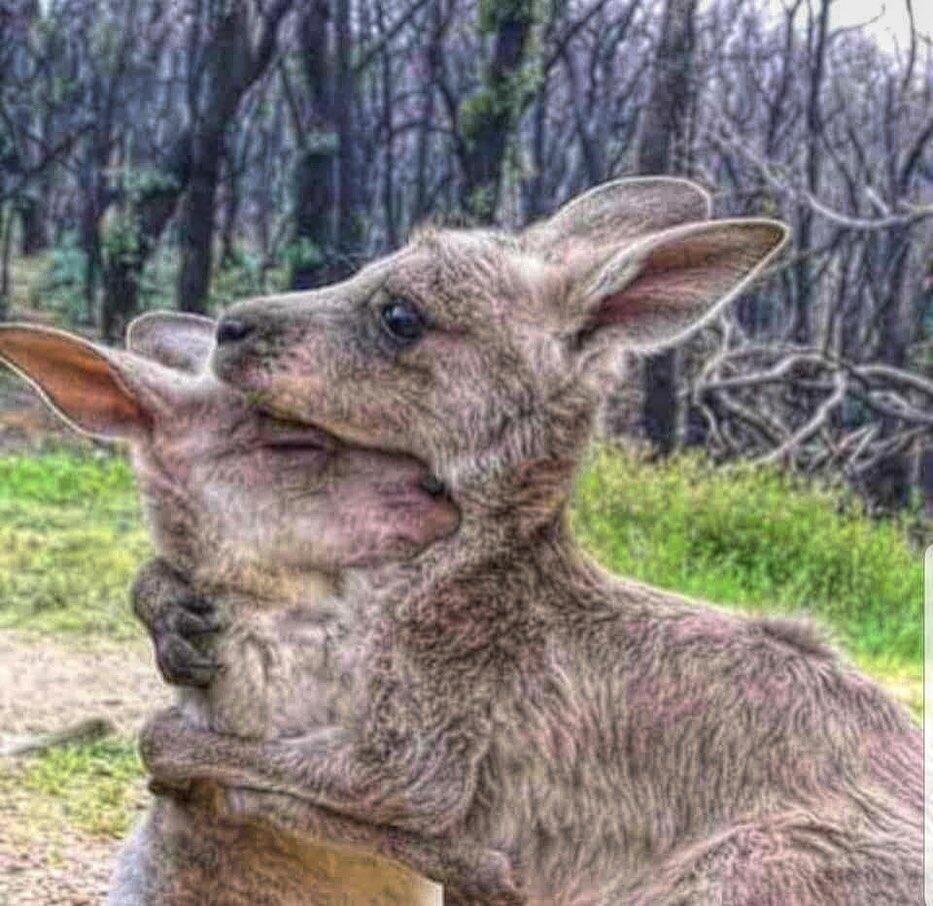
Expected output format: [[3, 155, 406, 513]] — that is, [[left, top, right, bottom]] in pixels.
[[0, 316, 511, 904], [138, 178, 919, 904]]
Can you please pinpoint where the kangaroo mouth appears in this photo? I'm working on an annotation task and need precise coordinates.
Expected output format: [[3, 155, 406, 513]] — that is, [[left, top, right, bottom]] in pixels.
[[254, 410, 451, 501], [254, 416, 337, 453]]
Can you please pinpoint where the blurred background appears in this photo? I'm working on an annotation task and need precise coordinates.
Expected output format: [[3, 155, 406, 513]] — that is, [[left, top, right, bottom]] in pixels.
[[0, 1, 929, 902], [1, 0, 931, 509]]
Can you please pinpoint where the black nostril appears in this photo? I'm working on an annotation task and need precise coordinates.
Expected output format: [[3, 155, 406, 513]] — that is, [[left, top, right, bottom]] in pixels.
[[419, 475, 446, 497], [216, 318, 254, 345]]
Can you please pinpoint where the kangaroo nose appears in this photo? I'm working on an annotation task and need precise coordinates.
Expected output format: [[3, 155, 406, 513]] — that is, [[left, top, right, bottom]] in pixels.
[[216, 317, 254, 345]]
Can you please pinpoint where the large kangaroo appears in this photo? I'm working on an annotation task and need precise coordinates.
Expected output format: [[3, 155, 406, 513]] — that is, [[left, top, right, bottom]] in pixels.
[[0, 316, 514, 904], [138, 177, 922, 904]]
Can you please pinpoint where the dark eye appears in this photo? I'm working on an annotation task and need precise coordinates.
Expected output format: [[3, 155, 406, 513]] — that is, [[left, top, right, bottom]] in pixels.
[[380, 299, 425, 344]]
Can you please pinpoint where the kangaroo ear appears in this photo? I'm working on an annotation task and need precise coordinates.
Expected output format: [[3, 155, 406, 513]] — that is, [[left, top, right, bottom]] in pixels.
[[525, 177, 713, 262], [0, 324, 169, 439], [127, 311, 216, 374], [570, 219, 789, 351]]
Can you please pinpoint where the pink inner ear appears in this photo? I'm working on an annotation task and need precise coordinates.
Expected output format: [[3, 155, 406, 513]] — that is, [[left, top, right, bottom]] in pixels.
[[593, 270, 707, 327], [591, 230, 751, 331], [0, 330, 147, 436]]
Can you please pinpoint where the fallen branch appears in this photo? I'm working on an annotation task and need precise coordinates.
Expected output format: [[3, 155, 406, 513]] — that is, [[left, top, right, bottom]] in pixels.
[[0, 716, 115, 757]]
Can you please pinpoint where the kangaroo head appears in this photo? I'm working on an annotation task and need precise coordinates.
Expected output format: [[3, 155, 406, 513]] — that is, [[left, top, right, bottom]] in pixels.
[[211, 178, 788, 529], [0, 315, 459, 591]]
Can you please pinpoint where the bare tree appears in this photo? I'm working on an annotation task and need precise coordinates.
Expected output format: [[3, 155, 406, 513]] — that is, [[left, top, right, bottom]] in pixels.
[[3, 0, 930, 503], [628, 0, 699, 452], [174, 0, 295, 313]]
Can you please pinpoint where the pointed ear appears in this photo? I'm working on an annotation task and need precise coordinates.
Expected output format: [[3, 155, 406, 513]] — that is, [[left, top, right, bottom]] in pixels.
[[0, 325, 165, 439], [127, 311, 216, 374], [524, 177, 713, 262], [571, 219, 789, 350]]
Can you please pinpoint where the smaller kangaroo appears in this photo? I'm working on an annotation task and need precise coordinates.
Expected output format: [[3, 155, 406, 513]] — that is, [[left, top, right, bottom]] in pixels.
[[0, 317, 515, 904], [139, 178, 921, 904]]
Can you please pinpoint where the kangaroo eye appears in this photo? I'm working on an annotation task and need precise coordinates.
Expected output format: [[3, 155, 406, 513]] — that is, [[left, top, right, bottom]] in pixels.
[[380, 299, 425, 344]]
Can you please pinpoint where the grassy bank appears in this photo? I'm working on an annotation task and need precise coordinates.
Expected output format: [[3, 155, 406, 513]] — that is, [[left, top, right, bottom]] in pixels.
[[573, 446, 923, 667], [0, 451, 148, 639], [14, 737, 143, 838]]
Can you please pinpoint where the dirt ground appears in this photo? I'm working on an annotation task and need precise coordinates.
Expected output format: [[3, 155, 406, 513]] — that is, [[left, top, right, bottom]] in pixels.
[[0, 632, 169, 905], [0, 369, 163, 905]]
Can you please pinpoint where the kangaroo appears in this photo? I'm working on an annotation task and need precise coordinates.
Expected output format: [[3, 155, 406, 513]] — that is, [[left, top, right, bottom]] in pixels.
[[0, 317, 516, 904], [136, 177, 922, 904]]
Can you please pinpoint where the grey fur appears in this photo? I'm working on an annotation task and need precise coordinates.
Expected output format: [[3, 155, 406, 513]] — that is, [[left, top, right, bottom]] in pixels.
[[0, 319, 503, 904], [140, 177, 920, 904]]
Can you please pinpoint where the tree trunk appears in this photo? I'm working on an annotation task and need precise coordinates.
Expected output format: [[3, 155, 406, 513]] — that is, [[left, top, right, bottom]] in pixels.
[[864, 228, 912, 509], [640, 349, 679, 455], [291, 144, 339, 290], [169, 0, 295, 311], [335, 0, 363, 263], [80, 211, 103, 327], [101, 258, 140, 342], [101, 169, 182, 340], [287, 3, 342, 290], [790, 0, 830, 345], [626, 0, 697, 453], [176, 133, 224, 313], [414, 2, 443, 223], [522, 85, 549, 221], [18, 194, 47, 256], [0, 205, 12, 320], [220, 153, 242, 266], [287, 0, 361, 289], [378, 1, 397, 249], [458, 0, 534, 223]]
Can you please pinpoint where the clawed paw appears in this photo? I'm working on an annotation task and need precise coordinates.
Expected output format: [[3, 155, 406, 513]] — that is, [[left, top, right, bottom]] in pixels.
[[138, 707, 193, 780], [132, 559, 225, 687]]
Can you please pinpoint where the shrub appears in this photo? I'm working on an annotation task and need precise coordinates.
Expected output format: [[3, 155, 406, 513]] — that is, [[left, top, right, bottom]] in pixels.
[[39, 233, 89, 326]]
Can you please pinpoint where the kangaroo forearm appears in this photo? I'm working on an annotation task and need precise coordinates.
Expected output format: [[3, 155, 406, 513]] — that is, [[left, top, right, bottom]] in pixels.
[[141, 711, 475, 833], [228, 789, 521, 901]]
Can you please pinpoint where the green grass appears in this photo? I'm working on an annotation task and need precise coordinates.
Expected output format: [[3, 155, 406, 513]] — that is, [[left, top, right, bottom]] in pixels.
[[0, 450, 150, 638], [21, 736, 145, 838], [572, 445, 924, 671]]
